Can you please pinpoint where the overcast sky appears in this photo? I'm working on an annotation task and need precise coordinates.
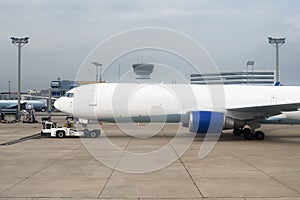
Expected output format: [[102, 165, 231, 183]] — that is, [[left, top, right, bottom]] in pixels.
[[0, 0, 300, 91]]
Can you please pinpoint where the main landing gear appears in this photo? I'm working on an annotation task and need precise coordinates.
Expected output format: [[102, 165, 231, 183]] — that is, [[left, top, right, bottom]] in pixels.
[[233, 128, 265, 140]]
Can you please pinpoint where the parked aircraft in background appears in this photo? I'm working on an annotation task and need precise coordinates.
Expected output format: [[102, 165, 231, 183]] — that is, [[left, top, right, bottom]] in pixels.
[[0, 100, 47, 111], [263, 111, 300, 124], [54, 83, 300, 140]]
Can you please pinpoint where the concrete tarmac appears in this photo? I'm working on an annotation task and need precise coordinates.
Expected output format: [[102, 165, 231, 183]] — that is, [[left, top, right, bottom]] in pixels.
[[0, 115, 299, 200]]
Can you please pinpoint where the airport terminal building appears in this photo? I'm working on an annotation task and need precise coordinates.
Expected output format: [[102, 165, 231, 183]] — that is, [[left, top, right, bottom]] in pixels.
[[50, 80, 77, 98], [190, 70, 275, 85]]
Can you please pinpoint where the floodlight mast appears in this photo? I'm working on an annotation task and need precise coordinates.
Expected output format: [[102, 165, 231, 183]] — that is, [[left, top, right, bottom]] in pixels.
[[268, 37, 286, 85], [246, 60, 255, 85], [91, 62, 103, 83], [10, 37, 29, 121], [8, 81, 11, 100]]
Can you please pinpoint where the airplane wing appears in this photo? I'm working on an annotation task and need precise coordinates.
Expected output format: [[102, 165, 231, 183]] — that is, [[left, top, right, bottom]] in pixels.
[[226, 103, 300, 121]]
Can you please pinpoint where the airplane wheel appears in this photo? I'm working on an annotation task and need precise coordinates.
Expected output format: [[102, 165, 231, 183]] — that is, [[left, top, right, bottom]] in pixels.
[[89, 131, 98, 138], [254, 131, 265, 140], [56, 131, 65, 138], [243, 128, 253, 140], [233, 128, 242, 136]]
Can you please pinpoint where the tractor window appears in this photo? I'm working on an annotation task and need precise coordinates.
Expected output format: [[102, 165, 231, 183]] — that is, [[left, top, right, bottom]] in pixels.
[[45, 124, 52, 129]]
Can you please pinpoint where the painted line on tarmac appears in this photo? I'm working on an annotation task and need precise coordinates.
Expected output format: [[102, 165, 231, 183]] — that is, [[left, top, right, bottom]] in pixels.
[[0, 133, 41, 146]]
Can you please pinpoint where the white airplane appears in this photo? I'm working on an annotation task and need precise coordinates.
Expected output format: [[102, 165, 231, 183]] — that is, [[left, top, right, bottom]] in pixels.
[[54, 83, 300, 140], [0, 100, 47, 111], [263, 111, 300, 124]]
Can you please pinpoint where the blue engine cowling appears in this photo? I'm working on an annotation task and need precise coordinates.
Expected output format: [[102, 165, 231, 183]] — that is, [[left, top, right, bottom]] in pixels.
[[189, 111, 224, 133]]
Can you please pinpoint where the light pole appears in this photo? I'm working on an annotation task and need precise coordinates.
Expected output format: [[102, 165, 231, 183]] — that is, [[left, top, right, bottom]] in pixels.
[[91, 62, 103, 83], [10, 36, 29, 121], [8, 81, 11, 100], [246, 60, 255, 85], [268, 37, 286, 85]]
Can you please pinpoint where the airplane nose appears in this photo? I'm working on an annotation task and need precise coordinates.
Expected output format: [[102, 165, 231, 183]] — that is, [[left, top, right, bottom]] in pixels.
[[54, 98, 61, 110]]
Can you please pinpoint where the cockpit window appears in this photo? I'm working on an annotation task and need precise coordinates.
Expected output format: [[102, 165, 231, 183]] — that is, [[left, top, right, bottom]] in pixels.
[[64, 93, 74, 98]]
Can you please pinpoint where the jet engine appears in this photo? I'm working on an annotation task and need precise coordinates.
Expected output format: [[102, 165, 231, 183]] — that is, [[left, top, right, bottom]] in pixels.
[[189, 111, 224, 133]]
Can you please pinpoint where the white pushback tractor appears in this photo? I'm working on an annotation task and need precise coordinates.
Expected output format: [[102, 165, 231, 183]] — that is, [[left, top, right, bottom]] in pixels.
[[41, 121, 100, 138]]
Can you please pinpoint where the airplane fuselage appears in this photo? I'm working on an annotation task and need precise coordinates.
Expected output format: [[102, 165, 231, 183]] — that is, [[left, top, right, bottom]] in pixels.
[[54, 83, 300, 122], [0, 100, 47, 111]]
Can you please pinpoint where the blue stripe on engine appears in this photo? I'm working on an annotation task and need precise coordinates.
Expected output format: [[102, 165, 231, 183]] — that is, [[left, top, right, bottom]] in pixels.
[[198, 111, 211, 133], [191, 111, 224, 133]]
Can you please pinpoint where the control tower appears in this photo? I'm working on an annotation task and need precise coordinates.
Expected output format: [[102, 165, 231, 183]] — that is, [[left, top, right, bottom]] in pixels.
[[132, 64, 154, 80]]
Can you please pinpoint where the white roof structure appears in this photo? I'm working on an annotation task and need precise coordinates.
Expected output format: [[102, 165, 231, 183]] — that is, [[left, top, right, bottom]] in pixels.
[[191, 70, 275, 85]]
